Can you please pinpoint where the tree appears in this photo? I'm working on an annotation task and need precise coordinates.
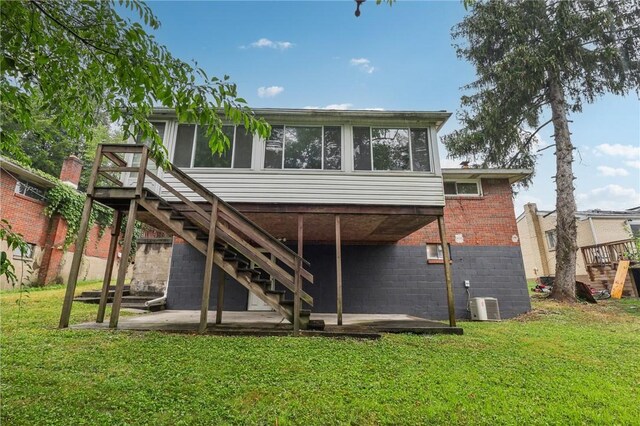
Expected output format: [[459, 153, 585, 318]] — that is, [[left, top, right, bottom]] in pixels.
[[1, 0, 270, 166], [0, 0, 270, 284], [444, 0, 640, 301]]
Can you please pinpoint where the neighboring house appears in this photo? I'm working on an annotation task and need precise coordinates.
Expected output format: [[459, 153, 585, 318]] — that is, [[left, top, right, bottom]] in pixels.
[[517, 203, 640, 295], [134, 108, 532, 320], [0, 156, 121, 289]]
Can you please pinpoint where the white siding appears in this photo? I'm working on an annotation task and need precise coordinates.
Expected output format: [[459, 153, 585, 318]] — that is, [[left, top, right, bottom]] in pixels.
[[160, 170, 445, 206]]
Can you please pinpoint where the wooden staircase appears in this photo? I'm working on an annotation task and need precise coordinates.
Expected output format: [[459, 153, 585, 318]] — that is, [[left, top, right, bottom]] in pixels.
[[59, 144, 314, 334]]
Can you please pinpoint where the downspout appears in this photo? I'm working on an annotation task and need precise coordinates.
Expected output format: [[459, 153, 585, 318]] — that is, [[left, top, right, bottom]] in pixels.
[[144, 290, 167, 308]]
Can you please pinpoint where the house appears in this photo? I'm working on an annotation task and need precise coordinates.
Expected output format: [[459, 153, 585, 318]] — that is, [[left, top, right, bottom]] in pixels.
[[58, 108, 533, 331], [0, 156, 121, 289], [517, 203, 640, 296]]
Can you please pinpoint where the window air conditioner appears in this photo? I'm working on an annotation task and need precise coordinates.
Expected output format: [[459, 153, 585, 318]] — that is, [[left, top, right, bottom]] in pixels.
[[470, 297, 501, 321]]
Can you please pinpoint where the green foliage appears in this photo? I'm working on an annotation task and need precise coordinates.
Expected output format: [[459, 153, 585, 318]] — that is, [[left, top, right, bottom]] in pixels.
[[0, 220, 31, 287], [2, 285, 640, 424], [44, 183, 113, 248], [443, 0, 640, 181], [1, 0, 271, 168]]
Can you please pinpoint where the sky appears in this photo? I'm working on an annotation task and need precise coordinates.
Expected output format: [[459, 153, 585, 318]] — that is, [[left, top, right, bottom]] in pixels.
[[129, 0, 640, 214]]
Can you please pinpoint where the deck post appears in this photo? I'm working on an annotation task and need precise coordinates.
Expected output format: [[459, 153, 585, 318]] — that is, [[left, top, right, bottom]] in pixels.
[[96, 211, 123, 323], [437, 215, 456, 327], [215, 266, 225, 324], [199, 198, 219, 334], [293, 214, 304, 336], [58, 196, 95, 328], [335, 214, 343, 326], [109, 199, 138, 328], [59, 145, 104, 328]]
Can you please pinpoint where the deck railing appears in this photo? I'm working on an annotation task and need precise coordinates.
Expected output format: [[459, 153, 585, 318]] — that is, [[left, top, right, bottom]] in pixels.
[[581, 239, 639, 267]]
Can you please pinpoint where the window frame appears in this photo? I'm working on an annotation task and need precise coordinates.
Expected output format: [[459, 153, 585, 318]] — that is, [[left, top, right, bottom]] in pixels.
[[545, 230, 557, 251], [443, 179, 483, 197], [13, 243, 35, 260], [351, 126, 432, 173], [262, 124, 344, 171], [14, 180, 47, 202], [172, 123, 253, 170]]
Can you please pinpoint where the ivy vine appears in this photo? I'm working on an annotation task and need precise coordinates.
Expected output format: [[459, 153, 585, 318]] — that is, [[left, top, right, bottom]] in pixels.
[[45, 183, 113, 248]]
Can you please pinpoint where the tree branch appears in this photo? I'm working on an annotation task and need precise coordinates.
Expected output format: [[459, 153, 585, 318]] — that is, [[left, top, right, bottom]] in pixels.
[[29, 1, 117, 57]]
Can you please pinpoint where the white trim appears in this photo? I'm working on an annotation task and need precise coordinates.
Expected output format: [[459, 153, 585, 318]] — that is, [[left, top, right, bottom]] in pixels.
[[443, 178, 483, 197]]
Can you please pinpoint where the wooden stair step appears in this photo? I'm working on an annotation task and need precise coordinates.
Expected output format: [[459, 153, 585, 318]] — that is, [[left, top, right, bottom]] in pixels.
[[237, 267, 261, 277], [252, 277, 272, 285], [157, 204, 174, 211], [264, 289, 285, 296]]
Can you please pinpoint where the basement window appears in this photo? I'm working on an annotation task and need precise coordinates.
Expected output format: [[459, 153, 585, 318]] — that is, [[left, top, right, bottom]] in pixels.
[[13, 243, 35, 260], [172, 124, 253, 169], [443, 180, 482, 196], [426, 244, 444, 260], [545, 230, 557, 251], [15, 180, 46, 202]]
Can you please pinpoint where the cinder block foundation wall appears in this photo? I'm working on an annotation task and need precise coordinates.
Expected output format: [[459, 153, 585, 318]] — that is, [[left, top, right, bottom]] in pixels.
[[166, 242, 531, 320]]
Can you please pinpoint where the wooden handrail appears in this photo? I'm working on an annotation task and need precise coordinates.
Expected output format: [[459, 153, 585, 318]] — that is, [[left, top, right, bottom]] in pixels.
[[581, 238, 638, 267], [93, 144, 314, 302]]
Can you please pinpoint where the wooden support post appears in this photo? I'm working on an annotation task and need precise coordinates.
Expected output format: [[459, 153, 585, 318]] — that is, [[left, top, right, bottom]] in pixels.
[[109, 200, 138, 328], [135, 146, 149, 197], [293, 214, 304, 336], [215, 266, 225, 324], [59, 145, 103, 328], [96, 211, 123, 323], [199, 199, 219, 334], [293, 257, 302, 336], [58, 196, 94, 328], [335, 214, 343, 326], [437, 215, 456, 327]]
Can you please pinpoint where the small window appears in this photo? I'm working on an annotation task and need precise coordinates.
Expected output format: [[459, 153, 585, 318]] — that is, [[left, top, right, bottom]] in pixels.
[[13, 243, 35, 260], [546, 230, 557, 251], [15, 180, 46, 202], [426, 244, 444, 260], [443, 180, 481, 196], [172, 124, 253, 169]]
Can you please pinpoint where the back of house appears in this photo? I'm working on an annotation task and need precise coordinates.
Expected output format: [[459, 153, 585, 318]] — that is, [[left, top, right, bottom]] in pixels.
[[136, 108, 532, 320]]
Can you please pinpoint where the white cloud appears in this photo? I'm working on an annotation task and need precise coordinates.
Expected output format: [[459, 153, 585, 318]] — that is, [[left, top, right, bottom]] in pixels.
[[244, 38, 293, 50], [576, 184, 640, 210], [597, 166, 629, 177], [595, 143, 640, 158], [624, 160, 640, 169], [350, 58, 376, 74], [362, 107, 385, 111], [303, 103, 353, 110], [257, 86, 284, 98]]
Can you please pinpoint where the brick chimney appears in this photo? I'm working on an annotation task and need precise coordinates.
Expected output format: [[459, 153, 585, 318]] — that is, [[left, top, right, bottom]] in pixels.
[[59, 155, 83, 188]]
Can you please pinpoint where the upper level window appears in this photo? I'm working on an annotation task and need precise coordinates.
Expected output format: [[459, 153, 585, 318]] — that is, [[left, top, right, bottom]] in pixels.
[[15, 180, 46, 202], [264, 125, 342, 170], [353, 127, 431, 172], [173, 124, 253, 169], [443, 180, 482, 196]]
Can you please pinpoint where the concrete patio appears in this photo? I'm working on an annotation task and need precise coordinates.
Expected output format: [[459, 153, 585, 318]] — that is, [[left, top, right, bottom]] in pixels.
[[72, 310, 464, 338]]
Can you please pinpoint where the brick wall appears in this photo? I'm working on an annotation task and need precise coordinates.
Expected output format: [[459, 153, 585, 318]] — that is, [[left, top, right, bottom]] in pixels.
[[399, 178, 520, 247], [0, 168, 117, 288]]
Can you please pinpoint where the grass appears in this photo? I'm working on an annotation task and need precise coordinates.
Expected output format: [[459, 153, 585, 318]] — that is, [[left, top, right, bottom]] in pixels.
[[1, 282, 639, 425]]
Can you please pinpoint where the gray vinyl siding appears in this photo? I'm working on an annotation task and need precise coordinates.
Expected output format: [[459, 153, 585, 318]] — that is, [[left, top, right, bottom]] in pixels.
[[160, 171, 445, 206]]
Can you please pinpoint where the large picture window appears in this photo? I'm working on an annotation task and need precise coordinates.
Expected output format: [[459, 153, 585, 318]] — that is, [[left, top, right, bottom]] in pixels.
[[172, 124, 253, 169], [352, 127, 431, 171], [264, 125, 342, 170]]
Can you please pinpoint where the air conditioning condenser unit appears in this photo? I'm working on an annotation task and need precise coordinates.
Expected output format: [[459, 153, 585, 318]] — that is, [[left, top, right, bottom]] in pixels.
[[470, 297, 501, 321]]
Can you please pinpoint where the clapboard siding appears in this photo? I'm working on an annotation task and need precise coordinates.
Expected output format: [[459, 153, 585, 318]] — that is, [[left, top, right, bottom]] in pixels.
[[159, 171, 445, 206]]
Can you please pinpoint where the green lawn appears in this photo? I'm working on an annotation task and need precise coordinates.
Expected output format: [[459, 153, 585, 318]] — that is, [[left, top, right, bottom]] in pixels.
[[1, 282, 639, 425]]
